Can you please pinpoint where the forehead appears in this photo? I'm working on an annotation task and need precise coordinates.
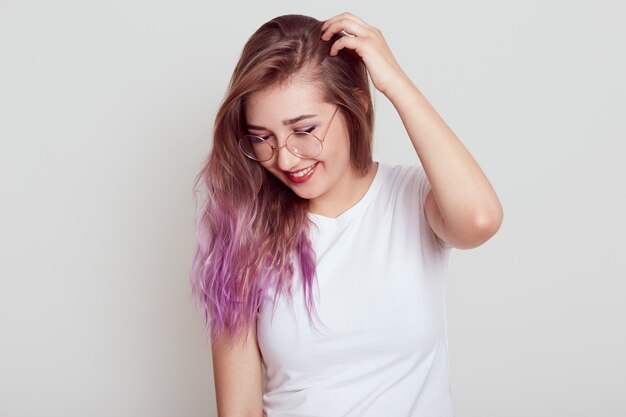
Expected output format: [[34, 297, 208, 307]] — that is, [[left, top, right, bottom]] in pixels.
[[244, 80, 326, 122]]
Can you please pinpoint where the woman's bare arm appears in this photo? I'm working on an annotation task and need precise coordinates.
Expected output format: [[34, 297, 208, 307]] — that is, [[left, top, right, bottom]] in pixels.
[[211, 322, 264, 417], [321, 13, 504, 249]]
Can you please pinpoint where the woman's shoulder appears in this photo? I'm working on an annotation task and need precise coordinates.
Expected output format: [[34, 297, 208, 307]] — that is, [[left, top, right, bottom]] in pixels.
[[377, 161, 426, 189]]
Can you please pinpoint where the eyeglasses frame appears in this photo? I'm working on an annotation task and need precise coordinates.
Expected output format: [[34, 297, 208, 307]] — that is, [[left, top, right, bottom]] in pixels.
[[239, 105, 340, 162]]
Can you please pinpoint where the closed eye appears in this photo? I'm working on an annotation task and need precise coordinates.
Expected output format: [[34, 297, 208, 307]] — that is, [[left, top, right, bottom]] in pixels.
[[297, 126, 317, 134], [253, 126, 317, 140]]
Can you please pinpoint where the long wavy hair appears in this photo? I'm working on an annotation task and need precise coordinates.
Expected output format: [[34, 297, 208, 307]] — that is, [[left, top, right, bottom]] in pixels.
[[189, 14, 375, 347]]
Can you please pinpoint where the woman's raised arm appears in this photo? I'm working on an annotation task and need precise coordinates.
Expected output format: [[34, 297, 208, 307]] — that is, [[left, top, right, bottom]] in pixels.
[[322, 12, 504, 249]]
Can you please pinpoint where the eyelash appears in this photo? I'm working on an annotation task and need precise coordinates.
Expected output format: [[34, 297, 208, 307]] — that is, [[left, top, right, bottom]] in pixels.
[[257, 126, 317, 140]]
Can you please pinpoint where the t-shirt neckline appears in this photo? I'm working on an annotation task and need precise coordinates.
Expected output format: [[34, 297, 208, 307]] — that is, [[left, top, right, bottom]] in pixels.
[[307, 161, 384, 226]]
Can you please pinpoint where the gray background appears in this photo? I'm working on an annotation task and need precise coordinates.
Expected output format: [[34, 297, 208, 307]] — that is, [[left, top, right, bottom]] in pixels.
[[1, 0, 624, 416]]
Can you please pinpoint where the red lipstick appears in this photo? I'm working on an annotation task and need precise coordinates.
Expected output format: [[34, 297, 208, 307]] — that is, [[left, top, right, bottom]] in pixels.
[[284, 162, 318, 184]]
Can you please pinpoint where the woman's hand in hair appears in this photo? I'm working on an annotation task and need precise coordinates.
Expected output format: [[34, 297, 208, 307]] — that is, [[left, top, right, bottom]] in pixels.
[[321, 12, 411, 99]]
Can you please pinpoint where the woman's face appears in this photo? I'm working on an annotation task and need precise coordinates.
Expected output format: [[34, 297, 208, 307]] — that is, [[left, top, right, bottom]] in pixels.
[[244, 79, 355, 206]]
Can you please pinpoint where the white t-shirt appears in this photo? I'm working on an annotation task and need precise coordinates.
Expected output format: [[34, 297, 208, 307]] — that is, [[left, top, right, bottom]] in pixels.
[[256, 161, 455, 417]]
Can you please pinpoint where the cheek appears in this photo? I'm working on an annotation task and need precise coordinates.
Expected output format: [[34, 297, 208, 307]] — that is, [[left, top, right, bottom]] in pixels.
[[335, 125, 351, 156], [258, 158, 277, 170], [322, 131, 351, 160], [336, 135, 351, 159], [256, 162, 278, 178], [321, 141, 349, 165]]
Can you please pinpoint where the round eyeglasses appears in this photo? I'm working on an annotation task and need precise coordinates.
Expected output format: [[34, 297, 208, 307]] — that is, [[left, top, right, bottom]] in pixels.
[[239, 105, 339, 162]]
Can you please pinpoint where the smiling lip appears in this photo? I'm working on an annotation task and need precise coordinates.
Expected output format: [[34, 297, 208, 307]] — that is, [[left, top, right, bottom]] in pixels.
[[284, 162, 318, 183]]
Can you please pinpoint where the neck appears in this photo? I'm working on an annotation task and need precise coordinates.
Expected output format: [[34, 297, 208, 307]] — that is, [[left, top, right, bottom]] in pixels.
[[308, 161, 378, 218]]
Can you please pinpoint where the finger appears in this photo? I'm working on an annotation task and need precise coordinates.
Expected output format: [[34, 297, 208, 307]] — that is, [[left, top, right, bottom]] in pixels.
[[321, 17, 371, 41], [336, 12, 374, 30], [329, 35, 361, 57], [321, 12, 374, 33]]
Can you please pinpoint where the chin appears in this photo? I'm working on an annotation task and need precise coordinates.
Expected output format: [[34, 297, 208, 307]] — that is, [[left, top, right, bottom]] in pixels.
[[287, 186, 318, 200]]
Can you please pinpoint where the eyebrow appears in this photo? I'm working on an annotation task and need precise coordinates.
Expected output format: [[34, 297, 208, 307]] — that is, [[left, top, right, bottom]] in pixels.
[[246, 114, 318, 130]]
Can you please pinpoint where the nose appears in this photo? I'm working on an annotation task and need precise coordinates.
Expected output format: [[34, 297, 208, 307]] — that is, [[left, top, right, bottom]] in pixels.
[[274, 140, 301, 172]]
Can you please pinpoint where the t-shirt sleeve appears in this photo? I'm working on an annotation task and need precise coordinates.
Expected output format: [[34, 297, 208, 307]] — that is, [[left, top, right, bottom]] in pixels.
[[410, 163, 454, 250]]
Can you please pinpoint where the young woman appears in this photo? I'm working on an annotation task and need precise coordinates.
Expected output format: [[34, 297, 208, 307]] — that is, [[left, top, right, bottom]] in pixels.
[[190, 12, 503, 417]]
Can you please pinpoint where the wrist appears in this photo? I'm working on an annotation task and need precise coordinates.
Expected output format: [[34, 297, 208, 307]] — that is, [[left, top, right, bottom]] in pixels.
[[384, 75, 422, 107]]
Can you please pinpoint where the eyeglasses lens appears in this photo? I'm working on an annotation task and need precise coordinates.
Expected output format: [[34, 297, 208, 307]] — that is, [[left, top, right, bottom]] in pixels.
[[240, 132, 322, 161], [287, 132, 322, 159], [240, 135, 273, 161]]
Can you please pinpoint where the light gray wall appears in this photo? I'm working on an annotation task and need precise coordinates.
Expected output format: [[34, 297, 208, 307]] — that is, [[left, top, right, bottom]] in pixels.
[[1, 0, 624, 416]]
